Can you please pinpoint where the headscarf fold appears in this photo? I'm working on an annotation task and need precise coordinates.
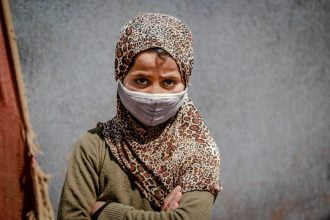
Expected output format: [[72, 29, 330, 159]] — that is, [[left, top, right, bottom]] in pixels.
[[99, 12, 221, 208]]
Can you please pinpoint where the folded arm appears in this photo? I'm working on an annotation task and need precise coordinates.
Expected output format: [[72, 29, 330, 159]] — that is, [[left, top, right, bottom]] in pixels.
[[57, 132, 215, 220]]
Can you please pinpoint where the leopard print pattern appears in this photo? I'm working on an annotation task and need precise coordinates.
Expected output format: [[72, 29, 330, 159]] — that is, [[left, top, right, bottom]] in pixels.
[[99, 97, 221, 208], [99, 13, 221, 208], [114, 12, 193, 85]]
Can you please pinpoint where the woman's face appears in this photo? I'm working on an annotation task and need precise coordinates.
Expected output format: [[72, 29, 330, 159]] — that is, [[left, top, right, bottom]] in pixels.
[[123, 51, 184, 94]]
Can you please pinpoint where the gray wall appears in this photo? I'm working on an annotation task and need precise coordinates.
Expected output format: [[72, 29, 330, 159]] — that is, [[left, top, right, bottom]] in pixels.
[[11, 0, 330, 219]]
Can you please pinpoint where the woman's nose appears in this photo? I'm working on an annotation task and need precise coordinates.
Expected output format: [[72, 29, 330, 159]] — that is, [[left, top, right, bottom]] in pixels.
[[148, 83, 165, 94]]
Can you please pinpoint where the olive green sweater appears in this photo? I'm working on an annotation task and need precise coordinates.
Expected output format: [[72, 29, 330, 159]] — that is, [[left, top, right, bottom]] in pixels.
[[57, 128, 215, 220]]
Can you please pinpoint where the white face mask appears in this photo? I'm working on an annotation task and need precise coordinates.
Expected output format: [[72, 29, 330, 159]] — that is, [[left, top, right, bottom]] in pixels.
[[118, 81, 187, 126]]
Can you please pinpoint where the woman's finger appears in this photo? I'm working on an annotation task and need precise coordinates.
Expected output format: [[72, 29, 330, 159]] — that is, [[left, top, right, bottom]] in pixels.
[[170, 186, 182, 203], [170, 191, 182, 210], [163, 186, 181, 204], [161, 185, 182, 211], [92, 201, 106, 214]]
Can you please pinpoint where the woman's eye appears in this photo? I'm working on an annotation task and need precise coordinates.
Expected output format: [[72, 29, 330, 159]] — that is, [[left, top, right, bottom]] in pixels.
[[163, 79, 176, 87], [135, 78, 148, 85]]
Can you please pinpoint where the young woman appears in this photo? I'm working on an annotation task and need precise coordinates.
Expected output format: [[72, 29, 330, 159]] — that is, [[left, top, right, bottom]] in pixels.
[[58, 12, 221, 220]]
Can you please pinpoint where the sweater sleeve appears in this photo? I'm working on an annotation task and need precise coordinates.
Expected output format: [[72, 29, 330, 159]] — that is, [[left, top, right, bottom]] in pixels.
[[97, 191, 215, 220], [57, 132, 102, 220], [57, 131, 216, 220]]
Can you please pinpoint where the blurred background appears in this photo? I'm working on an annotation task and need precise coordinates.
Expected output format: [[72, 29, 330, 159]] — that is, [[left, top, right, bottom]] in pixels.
[[9, 0, 330, 219]]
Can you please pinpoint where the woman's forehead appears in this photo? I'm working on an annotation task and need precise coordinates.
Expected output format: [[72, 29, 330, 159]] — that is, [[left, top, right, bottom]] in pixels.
[[132, 52, 177, 70]]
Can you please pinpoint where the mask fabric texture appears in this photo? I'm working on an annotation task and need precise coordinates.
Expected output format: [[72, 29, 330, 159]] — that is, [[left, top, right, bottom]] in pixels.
[[98, 12, 221, 208], [117, 82, 187, 126]]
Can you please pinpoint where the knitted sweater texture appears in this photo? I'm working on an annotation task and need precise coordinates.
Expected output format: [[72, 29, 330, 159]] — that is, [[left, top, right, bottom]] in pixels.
[[57, 127, 215, 220]]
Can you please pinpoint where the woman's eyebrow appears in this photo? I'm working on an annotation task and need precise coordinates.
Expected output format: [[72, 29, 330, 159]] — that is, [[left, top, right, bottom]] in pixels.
[[159, 72, 181, 78]]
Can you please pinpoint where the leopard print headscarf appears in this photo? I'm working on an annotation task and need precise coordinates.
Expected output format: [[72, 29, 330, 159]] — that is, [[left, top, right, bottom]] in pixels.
[[99, 13, 221, 208], [114, 12, 193, 85]]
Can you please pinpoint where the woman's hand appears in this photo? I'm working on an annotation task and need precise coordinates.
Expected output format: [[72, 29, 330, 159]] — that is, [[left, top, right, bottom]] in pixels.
[[92, 201, 106, 214], [161, 185, 182, 211]]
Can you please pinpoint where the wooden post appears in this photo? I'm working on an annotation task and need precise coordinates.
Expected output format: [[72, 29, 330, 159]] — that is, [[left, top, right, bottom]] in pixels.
[[0, 0, 54, 219]]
